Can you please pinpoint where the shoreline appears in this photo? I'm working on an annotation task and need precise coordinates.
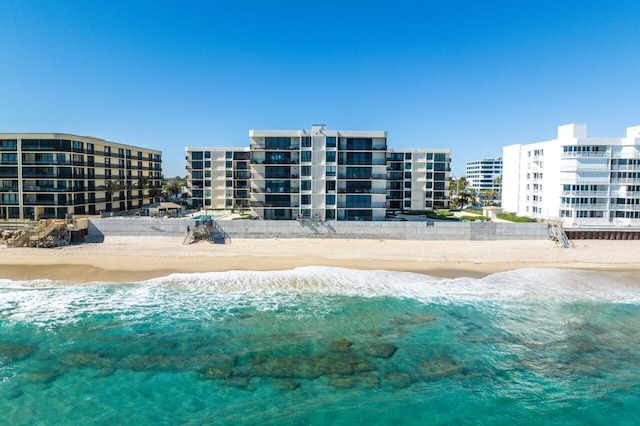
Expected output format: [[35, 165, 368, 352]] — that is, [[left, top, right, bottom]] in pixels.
[[1, 237, 639, 283]]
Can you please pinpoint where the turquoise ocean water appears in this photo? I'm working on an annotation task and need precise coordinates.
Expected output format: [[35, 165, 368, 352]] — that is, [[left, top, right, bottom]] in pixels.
[[1, 267, 640, 425]]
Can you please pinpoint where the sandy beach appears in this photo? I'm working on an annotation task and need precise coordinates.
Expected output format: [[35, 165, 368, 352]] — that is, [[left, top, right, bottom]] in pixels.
[[0, 237, 639, 283]]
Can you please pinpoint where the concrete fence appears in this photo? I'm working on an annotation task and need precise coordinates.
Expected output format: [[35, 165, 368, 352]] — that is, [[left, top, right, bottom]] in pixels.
[[88, 218, 549, 241]]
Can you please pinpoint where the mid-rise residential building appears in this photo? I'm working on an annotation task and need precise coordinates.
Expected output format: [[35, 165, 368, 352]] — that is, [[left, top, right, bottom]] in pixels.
[[502, 123, 640, 227], [185, 124, 451, 220], [466, 158, 502, 192], [0, 133, 162, 220]]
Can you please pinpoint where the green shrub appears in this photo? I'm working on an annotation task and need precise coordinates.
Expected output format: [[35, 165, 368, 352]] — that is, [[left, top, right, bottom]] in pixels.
[[426, 211, 459, 221], [404, 210, 428, 215], [460, 215, 490, 222], [496, 213, 536, 222]]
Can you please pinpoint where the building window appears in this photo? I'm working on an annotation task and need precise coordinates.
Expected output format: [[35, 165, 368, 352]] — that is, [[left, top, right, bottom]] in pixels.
[[326, 151, 336, 163], [326, 181, 336, 192], [301, 151, 311, 162], [326, 194, 336, 205], [326, 137, 337, 148], [405, 153, 412, 160]]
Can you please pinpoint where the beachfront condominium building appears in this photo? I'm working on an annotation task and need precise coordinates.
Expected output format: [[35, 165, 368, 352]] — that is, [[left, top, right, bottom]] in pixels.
[[466, 157, 503, 205], [0, 133, 162, 220], [465, 158, 502, 192], [502, 123, 640, 227], [186, 124, 451, 220]]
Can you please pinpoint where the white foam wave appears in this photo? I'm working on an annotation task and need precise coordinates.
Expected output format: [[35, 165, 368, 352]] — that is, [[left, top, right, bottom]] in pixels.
[[139, 266, 640, 303], [0, 267, 638, 326]]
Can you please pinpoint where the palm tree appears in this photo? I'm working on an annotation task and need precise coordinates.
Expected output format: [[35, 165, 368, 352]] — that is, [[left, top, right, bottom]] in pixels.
[[481, 189, 497, 206], [163, 182, 181, 201], [451, 176, 469, 197], [99, 181, 121, 211], [493, 175, 502, 190], [453, 190, 473, 209]]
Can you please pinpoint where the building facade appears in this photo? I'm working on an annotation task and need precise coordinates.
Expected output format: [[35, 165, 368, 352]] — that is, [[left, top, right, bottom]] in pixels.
[[186, 125, 450, 220], [466, 158, 502, 192], [0, 133, 162, 220], [502, 124, 640, 227]]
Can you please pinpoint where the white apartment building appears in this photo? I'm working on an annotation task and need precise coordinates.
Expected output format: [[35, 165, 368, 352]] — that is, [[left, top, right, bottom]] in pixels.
[[186, 124, 451, 220], [465, 158, 502, 192], [503, 123, 640, 227]]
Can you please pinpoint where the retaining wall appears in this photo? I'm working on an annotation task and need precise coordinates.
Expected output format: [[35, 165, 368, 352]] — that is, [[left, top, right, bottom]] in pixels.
[[565, 229, 640, 240], [88, 218, 549, 241]]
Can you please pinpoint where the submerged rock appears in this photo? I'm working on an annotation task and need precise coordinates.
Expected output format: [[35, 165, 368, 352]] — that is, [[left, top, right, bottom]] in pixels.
[[330, 339, 353, 353], [232, 355, 366, 379], [0, 345, 36, 365], [24, 370, 60, 385], [391, 315, 437, 326], [357, 372, 381, 389], [418, 357, 464, 381], [364, 343, 397, 358], [351, 358, 376, 373], [274, 379, 300, 391], [329, 377, 357, 389], [225, 377, 252, 389], [385, 372, 418, 388]]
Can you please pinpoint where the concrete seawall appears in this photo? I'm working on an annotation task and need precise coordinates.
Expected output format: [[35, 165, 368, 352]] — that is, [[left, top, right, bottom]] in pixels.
[[88, 218, 549, 241]]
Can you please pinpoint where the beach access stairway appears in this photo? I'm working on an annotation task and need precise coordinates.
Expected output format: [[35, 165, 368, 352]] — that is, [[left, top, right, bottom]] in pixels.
[[183, 219, 229, 245], [548, 223, 572, 248], [8, 220, 70, 248]]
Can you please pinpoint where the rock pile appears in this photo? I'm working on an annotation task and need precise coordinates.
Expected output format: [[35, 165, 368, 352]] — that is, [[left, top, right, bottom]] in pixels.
[[0, 229, 26, 246], [32, 228, 71, 248]]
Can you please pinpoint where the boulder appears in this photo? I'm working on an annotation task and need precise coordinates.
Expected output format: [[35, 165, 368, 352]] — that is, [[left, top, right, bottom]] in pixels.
[[364, 343, 397, 358]]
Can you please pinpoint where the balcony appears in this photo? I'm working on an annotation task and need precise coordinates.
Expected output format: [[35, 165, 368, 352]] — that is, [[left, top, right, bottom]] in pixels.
[[338, 202, 387, 209], [561, 151, 609, 158], [610, 204, 640, 211], [22, 186, 70, 193], [561, 190, 609, 197], [611, 165, 640, 171], [250, 144, 300, 151], [338, 173, 387, 180], [611, 178, 640, 184], [560, 203, 608, 210], [251, 201, 299, 208], [250, 159, 298, 165]]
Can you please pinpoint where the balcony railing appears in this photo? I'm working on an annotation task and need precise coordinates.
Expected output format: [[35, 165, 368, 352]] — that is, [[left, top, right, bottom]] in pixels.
[[610, 204, 640, 210], [250, 144, 300, 151], [560, 203, 609, 209], [338, 173, 387, 180], [251, 201, 299, 208], [561, 190, 609, 197], [611, 178, 640, 184], [561, 151, 609, 158]]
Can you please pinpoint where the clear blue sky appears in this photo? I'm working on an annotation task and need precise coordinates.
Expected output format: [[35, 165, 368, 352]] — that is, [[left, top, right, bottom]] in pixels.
[[2, 0, 639, 177]]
